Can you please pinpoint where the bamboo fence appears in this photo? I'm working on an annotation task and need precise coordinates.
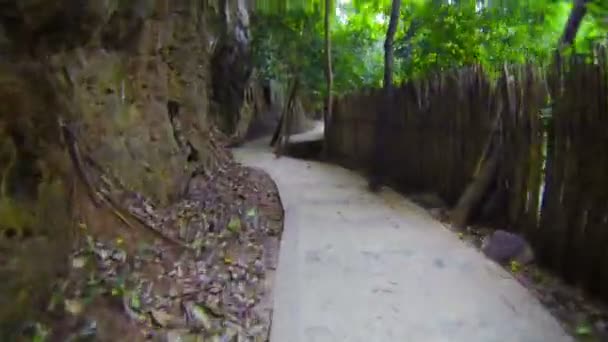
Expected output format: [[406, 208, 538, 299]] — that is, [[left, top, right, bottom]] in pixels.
[[326, 55, 608, 300]]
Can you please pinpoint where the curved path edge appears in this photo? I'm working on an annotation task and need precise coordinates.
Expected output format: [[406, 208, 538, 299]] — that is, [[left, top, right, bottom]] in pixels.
[[234, 139, 572, 342]]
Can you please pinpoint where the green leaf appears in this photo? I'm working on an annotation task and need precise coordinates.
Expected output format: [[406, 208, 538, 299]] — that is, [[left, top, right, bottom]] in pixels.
[[575, 323, 593, 336], [111, 287, 122, 297], [32, 323, 49, 342], [185, 302, 213, 330], [227, 216, 241, 233], [510, 260, 522, 273], [47, 290, 63, 312], [246, 208, 257, 217], [129, 292, 141, 310]]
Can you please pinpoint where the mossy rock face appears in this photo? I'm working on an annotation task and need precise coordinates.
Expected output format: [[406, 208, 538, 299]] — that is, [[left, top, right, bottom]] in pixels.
[[0, 180, 71, 339], [0, 0, 253, 204], [19, 0, 253, 206], [0, 63, 73, 340], [0, 0, 253, 337]]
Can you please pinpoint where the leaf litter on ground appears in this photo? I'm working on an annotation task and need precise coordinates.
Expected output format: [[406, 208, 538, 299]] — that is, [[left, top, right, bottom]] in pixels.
[[39, 154, 282, 341]]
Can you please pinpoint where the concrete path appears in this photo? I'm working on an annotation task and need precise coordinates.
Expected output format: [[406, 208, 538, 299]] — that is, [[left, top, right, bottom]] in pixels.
[[289, 120, 324, 143], [234, 139, 572, 342]]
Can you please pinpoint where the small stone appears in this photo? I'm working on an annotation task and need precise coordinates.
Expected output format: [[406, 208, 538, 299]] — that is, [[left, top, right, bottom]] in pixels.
[[72, 256, 87, 269], [112, 250, 127, 263], [253, 259, 264, 274], [198, 274, 210, 284], [169, 286, 179, 297], [150, 309, 178, 328], [481, 230, 534, 265], [96, 248, 110, 261], [77, 319, 97, 339], [64, 299, 84, 315]]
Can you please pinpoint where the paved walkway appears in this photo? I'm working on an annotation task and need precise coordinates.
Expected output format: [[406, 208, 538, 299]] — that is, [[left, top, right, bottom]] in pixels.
[[289, 120, 324, 143], [234, 139, 571, 342]]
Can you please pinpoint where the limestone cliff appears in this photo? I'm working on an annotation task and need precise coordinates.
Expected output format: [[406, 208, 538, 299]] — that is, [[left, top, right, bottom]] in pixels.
[[0, 0, 255, 335]]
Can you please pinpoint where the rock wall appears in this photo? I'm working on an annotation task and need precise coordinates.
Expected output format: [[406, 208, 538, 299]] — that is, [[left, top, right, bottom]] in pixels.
[[0, 0, 253, 335], [1, 0, 252, 204]]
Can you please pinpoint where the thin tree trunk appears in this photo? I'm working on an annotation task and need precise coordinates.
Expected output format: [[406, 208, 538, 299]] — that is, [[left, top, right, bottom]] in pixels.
[[559, 0, 590, 49], [273, 76, 299, 157], [450, 65, 511, 228], [450, 149, 501, 229], [369, 0, 401, 191], [554, 0, 590, 68], [450, 117, 502, 229], [384, 0, 401, 92], [397, 18, 420, 62], [270, 110, 283, 146], [323, 0, 333, 156]]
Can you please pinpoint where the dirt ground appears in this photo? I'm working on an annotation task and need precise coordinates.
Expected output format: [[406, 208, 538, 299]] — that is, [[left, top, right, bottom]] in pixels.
[[21, 155, 284, 341]]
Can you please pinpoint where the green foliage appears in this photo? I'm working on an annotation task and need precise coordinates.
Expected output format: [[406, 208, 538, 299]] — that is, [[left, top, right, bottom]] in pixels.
[[227, 216, 242, 233], [252, 0, 608, 104], [578, 0, 608, 52], [252, 9, 324, 89], [575, 322, 593, 336]]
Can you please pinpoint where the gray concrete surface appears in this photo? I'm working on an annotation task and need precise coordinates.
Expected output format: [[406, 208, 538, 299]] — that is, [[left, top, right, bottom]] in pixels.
[[288, 120, 324, 143], [234, 139, 572, 342]]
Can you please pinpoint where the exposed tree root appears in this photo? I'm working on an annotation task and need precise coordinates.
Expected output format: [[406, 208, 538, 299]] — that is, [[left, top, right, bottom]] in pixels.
[[60, 117, 194, 251]]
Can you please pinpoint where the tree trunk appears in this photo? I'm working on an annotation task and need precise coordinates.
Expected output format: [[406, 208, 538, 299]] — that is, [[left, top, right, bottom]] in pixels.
[[450, 112, 502, 229], [554, 0, 590, 68], [368, 0, 401, 191], [450, 150, 500, 229], [270, 110, 283, 146], [559, 0, 590, 49], [384, 0, 401, 92], [450, 65, 511, 228], [272, 76, 299, 157], [323, 0, 333, 156]]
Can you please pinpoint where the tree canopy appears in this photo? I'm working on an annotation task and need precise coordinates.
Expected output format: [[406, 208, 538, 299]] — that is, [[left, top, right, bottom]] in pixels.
[[252, 0, 608, 103]]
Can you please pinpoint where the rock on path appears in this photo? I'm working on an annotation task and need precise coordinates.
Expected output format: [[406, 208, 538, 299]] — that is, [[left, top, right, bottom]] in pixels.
[[233, 139, 572, 342]]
